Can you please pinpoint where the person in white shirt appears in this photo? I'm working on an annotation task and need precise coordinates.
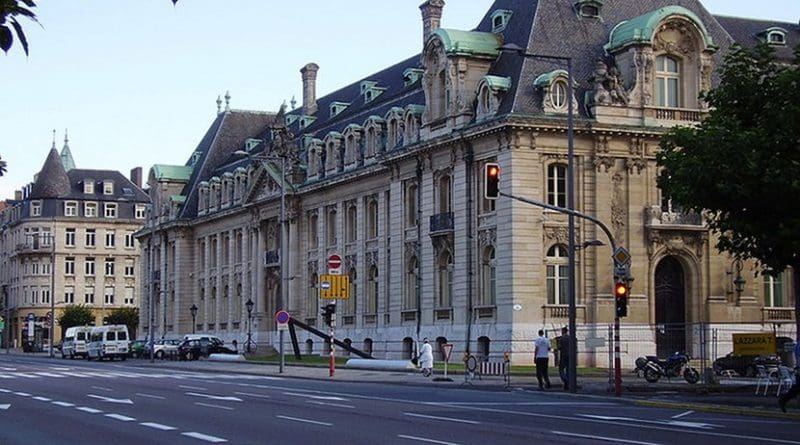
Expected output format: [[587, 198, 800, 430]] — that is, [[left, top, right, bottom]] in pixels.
[[418, 338, 434, 377], [534, 330, 552, 390]]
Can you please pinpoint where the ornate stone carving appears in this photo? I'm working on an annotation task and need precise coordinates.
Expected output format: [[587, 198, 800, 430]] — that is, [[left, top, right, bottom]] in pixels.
[[648, 229, 707, 260], [629, 48, 654, 106], [610, 172, 627, 243], [544, 226, 569, 244], [478, 229, 496, 248], [344, 254, 357, 271], [653, 20, 698, 58], [307, 261, 318, 276], [365, 251, 378, 268], [592, 60, 629, 106], [628, 136, 645, 156], [593, 155, 614, 173], [594, 135, 610, 154], [404, 241, 419, 259], [626, 157, 646, 175]]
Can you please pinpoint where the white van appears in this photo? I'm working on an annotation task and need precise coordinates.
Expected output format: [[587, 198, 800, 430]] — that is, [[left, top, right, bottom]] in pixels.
[[61, 326, 92, 359], [86, 325, 129, 361]]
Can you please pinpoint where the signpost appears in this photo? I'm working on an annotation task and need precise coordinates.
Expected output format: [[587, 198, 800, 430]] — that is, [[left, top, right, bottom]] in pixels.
[[326, 254, 342, 377], [275, 310, 290, 374], [442, 343, 454, 381]]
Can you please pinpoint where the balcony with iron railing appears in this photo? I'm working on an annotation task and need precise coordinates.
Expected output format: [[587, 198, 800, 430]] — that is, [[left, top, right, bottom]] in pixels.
[[429, 212, 454, 236]]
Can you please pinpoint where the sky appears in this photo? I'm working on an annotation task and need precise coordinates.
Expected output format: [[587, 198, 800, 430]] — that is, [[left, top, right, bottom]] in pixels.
[[1, 0, 799, 199]]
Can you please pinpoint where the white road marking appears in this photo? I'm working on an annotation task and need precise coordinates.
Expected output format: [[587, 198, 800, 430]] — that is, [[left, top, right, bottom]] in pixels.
[[181, 432, 228, 443], [0, 367, 16, 371], [87, 394, 133, 404], [234, 392, 271, 399], [105, 413, 136, 422], [16, 374, 39, 379], [276, 415, 332, 426], [13, 392, 31, 397], [49, 367, 71, 371], [194, 402, 234, 411], [579, 414, 720, 430], [403, 412, 479, 425], [672, 410, 694, 419], [397, 434, 461, 445], [0, 389, 9, 393], [179, 385, 208, 391], [32, 396, 51, 402], [283, 392, 347, 401], [135, 393, 166, 400], [34, 372, 65, 378], [52, 401, 75, 407], [0, 375, 14, 379], [91, 386, 114, 392], [0, 404, 9, 410], [185, 392, 242, 402], [308, 400, 355, 409], [552, 430, 662, 445], [76, 407, 103, 414], [140, 422, 177, 431]]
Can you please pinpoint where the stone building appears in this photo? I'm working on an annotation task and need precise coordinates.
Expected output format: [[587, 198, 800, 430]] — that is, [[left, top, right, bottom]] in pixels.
[[0, 135, 150, 349], [140, 0, 797, 364]]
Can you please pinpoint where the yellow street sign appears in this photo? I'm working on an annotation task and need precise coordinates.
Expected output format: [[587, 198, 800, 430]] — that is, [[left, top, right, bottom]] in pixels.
[[732, 333, 776, 355], [320, 274, 350, 299]]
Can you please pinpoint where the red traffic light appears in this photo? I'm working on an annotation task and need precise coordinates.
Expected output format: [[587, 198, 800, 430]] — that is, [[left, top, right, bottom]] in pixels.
[[614, 282, 627, 298], [484, 162, 500, 200]]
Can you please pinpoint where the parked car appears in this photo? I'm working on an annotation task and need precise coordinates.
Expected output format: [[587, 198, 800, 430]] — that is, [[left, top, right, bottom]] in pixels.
[[128, 340, 147, 358], [712, 352, 780, 377], [178, 338, 236, 361], [146, 339, 182, 359]]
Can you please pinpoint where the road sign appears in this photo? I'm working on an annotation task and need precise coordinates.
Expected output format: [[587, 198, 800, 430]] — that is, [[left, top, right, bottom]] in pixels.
[[26, 313, 35, 322], [319, 274, 350, 299], [442, 343, 454, 363], [327, 254, 342, 274], [275, 310, 290, 331], [613, 247, 631, 267]]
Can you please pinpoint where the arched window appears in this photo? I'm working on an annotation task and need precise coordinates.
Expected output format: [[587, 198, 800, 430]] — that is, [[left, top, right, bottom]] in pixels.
[[346, 204, 357, 243], [477, 336, 491, 362], [404, 256, 419, 310], [546, 245, 569, 304], [346, 267, 357, 316], [363, 338, 373, 356], [405, 183, 418, 228], [366, 198, 378, 240], [402, 337, 414, 359], [437, 174, 452, 214], [436, 251, 453, 308], [547, 164, 567, 207], [656, 55, 681, 108], [305, 339, 314, 355], [308, 212, 319, 249], [326, 208, 337, 247], [763, 270, 788, 307], [552, 80, 567, 109], [366, 265, 378, 314], [480, 246, 496, 306]]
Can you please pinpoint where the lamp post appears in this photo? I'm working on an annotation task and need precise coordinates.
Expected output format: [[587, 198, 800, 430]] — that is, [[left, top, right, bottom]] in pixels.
[[190, 304, 198, 334], [500, 43, 577, 392], [245, 298, 254, 354]]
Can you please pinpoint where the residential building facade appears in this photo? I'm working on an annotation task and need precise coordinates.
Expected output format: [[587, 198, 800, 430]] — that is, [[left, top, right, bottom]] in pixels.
[[139, 0, 797, 365]]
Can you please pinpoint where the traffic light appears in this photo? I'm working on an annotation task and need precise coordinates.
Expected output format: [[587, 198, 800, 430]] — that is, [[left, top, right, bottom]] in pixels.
[[321, 303, 336, 326], [614, 279, 629, 317], [484, 162, 499, 200]]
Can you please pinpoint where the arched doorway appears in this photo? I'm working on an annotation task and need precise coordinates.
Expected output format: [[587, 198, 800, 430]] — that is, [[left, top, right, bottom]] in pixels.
[[655, 256, 687, 357]]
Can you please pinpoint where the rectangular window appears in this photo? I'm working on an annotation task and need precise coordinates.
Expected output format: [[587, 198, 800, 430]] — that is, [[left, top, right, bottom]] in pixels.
[[85, 290, 95, 305], [104, 286, 115, 305], [135, 204, 147, 219], [31, 201, 42, 217], [103, 181, 114, 195], [104, 203, 118, 218], [42, 261, 51, 275], [124, 287, 134, 306], [85, 257, 95, 276], [764, 272, 786, 307], [64, 286, 75, 304], [84, 181, 94, 194], [124, 259, 135, 277], [85, 229, 96, 247], [31, 261, 39, 275], [125, 232, 135, 249], [104, 258, 115, 276], [84, 202, 98, 217], [64, 201, 78, 217], [65, 257, 75, 275], [41, 287, 50, 304], [32, 288, 39, 304], [65, 228, 76, 247], [105, 230, 116, 248]]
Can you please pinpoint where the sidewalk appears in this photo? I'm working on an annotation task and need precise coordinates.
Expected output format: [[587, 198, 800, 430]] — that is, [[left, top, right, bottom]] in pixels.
[[5, 349, 799, 419]]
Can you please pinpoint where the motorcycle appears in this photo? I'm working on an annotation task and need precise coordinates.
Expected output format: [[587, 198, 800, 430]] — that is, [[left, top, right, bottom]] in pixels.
[[634, 351, 700, 384]]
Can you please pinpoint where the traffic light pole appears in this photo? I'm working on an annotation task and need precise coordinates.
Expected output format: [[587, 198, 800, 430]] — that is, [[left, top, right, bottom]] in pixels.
[[329, 301, 336, 377]]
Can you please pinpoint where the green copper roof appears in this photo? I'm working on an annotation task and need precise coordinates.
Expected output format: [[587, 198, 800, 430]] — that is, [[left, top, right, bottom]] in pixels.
[[152, 164, 193, 182], [604, 6, 716, 53], [482, 75, 512, 91], [534, 70, 568, 88], [170, 195, 186, 203], [432, 29, 503, 58]]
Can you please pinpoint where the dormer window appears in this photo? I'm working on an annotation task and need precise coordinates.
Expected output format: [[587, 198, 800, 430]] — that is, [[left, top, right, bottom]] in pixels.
[[83, 180, 94, 194], [403, 68, 424, 87], [285, 114, 299, 126], [299, 116, 317, 129], [764, 27, 788, 46], [534, 70, 573, 114], [574, 0, 602, 18], [103, 180, 114, 195], [30, 200, 42, 217], [330, 102, 350, 118], [244, 138, 261, 153], [190, 151, 202, 166], [360, 81, 386, 103], [490, 9, 513, 33]]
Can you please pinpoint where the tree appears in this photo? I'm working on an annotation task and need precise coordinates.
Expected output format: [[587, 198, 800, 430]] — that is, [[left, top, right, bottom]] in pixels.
[[57, 304, 94, 338], [104, 307, 139, 339], [657, 43, 800, 339], [0, 0, 38, 55], [0, 154, 6, 176]]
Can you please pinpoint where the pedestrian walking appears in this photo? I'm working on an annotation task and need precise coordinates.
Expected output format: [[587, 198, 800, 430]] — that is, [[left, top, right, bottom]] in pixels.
[[534, 330, 551, 390], [232, 339, 238, 353], [419, 338, 434, 377], [558, 326, 571, 390]]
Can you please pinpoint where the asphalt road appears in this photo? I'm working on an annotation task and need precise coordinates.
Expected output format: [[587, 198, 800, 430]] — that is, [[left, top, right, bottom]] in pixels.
[[0, 355, 796, 445]]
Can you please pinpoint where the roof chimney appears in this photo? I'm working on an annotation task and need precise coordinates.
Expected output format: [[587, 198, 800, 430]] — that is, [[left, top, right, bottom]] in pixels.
[[419, 0, 445, 44], [130, 167, 142, 189], [300, 63, 320, 115]]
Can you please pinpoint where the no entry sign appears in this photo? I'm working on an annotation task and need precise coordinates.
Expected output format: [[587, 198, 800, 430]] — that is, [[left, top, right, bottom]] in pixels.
[[328, 254, 342, 274]]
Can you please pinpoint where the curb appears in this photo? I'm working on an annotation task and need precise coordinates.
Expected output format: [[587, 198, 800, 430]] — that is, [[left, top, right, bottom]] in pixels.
[[635, 399, 800, 420]]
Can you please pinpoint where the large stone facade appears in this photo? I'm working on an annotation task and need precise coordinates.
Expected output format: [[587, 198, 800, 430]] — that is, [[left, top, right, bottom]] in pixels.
[[138, 1, 797, 365]]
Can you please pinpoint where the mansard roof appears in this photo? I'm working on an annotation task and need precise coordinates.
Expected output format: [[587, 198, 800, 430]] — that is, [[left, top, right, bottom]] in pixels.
[[605, 6, 717, 53], [178, 109, 277, 218], [152, 164, 193, 182], [64, 169, 149, 202], [714, 15, 800, 62], [29, 148, 71, 199], [431, 29, 503, 58]]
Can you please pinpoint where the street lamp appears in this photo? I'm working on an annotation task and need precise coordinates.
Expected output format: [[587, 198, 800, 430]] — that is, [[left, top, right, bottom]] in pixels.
[[499, 42, 577, 393], [190, 304, 198, 334], [245, 298, 254, 354]]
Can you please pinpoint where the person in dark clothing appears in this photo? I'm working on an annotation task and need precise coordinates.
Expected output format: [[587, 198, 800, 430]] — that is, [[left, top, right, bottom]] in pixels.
[[557, 327, 571, 390]]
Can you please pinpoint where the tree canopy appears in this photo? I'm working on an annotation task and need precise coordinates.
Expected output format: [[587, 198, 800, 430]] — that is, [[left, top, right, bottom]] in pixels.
[[57, 304, 94, 337], [0, 0, 37, 55], [104, 307, 139, 339], [657, 43, 800, 332]]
